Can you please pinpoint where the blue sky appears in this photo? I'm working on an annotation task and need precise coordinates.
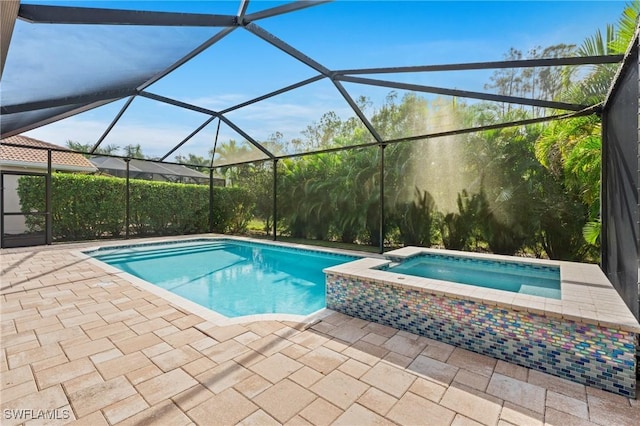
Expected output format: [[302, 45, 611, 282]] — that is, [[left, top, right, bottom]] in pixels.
[[11, 0, 630, 161]]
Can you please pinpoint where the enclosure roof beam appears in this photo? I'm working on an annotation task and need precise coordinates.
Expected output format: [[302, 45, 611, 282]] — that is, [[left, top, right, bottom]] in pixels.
[[237, 0, 250, 25], [1, 0, 19, 80], [161, 116, 217, 161], [383, 105, 600, 145], [337, 75, 589, 111], [0, 140, 214, 170], [0, 99, 119, 139], [603, 31, 640, 111], [146, 74, 323, 119], [244, 23, 331, 75], [244, 1, 332, 23], [332, 81, 384, 143], [17, 1, 333, 27], [244, 23, 383, 143], [138, 91, 275, 159], [87, 104, 601, 169], [210, 157, 272, 169], [18, 4, 238, 26], [220, 74, 325, 114], [242, 21, 385, 143], [90, 95, 136, 154], [335, 55, 624, 75], [1, 88, 136, 114], [259, 105, 600, 164], [183, 106, 599, 168], [217, 114, 275, 159], [138, 91, 219, 116]]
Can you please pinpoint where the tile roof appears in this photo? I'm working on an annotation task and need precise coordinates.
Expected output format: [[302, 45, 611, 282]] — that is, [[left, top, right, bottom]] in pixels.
[[0, 134, 97, 171]]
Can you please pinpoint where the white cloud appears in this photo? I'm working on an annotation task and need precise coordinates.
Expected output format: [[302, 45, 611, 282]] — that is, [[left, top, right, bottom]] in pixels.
[[25, 118, 108, 147], [184, 93, 248, 111], [25, 117, 203, 159], [224, 97, 354, 141]]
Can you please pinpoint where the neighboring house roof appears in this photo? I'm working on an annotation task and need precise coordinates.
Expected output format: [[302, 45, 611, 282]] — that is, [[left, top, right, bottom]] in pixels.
[[149, 161, 210, 179], [90, 156, 214, 180], [0, 135, 97, 172], [90, 156, 144, 173]]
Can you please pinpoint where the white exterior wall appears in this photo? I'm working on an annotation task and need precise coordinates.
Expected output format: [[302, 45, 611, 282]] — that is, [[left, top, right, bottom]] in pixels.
[[1, 165, 45, 235]]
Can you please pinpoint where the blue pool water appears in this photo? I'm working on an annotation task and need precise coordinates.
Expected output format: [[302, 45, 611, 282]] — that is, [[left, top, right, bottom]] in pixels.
[[387, 254, 561, 299], [89, 239, 357, 317]]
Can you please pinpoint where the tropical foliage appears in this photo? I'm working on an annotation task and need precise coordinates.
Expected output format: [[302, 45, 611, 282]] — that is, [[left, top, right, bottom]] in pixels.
[[534, 0, 639, 247]]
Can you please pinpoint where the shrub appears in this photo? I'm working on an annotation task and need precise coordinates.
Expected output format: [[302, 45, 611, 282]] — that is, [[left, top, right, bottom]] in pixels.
[[17, 173, 253, 242], [211, 186, 255, 234]]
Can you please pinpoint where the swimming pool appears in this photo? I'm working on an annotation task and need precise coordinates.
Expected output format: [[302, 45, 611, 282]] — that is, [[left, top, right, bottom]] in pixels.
[[87, 239, 357, 318], [385, 253, 561, 298]]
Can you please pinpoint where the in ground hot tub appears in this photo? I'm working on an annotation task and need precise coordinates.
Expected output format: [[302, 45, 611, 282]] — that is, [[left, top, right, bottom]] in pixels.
[[324, 246, 640, 397], [385, 250, 561, 299]]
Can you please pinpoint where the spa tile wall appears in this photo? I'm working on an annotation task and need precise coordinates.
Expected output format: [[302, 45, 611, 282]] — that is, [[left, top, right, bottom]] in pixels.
[[326, 274, 637, 397]]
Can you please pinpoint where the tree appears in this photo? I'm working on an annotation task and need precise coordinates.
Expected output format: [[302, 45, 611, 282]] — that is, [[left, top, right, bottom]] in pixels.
[[123, 144, 145, 159], [485, 48, 524, 98], [302, 111, 343, 150], [212, 140, 254, 185], [175, 153, 210, 172], [66, 140, 119, 157], [485, 44, 577, 118]]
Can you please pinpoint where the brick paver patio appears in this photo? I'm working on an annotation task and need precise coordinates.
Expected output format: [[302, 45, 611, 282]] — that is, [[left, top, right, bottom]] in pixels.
[[1, 238, 638, 425]]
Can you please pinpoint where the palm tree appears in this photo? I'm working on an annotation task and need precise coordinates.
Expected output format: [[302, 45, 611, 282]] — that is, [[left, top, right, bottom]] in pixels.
[[123, 144, 145, 159], [174, 153, 210, 174], [212, 140, 253, 185], [66, 140, 119, 157]]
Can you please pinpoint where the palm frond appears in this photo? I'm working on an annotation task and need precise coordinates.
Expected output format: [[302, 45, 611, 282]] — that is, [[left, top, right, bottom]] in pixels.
[[582, 220, 601, 245], [577, 25, 615, 57], [610, 1, 640, 53]]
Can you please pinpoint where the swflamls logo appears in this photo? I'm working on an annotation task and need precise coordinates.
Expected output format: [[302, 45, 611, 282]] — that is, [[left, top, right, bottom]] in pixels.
[[3, 409, 71, 420]]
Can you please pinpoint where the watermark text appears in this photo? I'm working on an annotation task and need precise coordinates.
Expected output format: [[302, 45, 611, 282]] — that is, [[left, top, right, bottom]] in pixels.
[[4, 409, 71, 421]]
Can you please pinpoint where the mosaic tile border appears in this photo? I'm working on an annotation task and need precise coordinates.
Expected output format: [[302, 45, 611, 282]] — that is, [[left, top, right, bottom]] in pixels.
[[83, 236, 361, 262], [326, 273, 638, 397], [81, 237, 214, 254]]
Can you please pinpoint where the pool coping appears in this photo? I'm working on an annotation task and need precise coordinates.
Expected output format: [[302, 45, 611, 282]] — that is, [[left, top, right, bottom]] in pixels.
[[324, 246, 640, 334], [73, 234, 380, 326]]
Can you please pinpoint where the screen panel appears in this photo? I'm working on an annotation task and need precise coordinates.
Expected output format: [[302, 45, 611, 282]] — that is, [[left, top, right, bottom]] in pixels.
[[602, 47, 639, 319], [2, 20, 218, 107], [1, 173, 47, 248]]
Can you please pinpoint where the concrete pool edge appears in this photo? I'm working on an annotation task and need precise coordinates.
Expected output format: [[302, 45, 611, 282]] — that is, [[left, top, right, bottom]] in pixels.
[[324, 247, 640, 397]]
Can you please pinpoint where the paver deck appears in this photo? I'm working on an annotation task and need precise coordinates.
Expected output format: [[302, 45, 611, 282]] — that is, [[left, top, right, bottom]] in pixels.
[[1, 237, 639, 425]]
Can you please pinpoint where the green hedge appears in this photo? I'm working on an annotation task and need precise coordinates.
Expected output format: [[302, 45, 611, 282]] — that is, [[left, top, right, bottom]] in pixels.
[[17, 173, 254, 242]]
